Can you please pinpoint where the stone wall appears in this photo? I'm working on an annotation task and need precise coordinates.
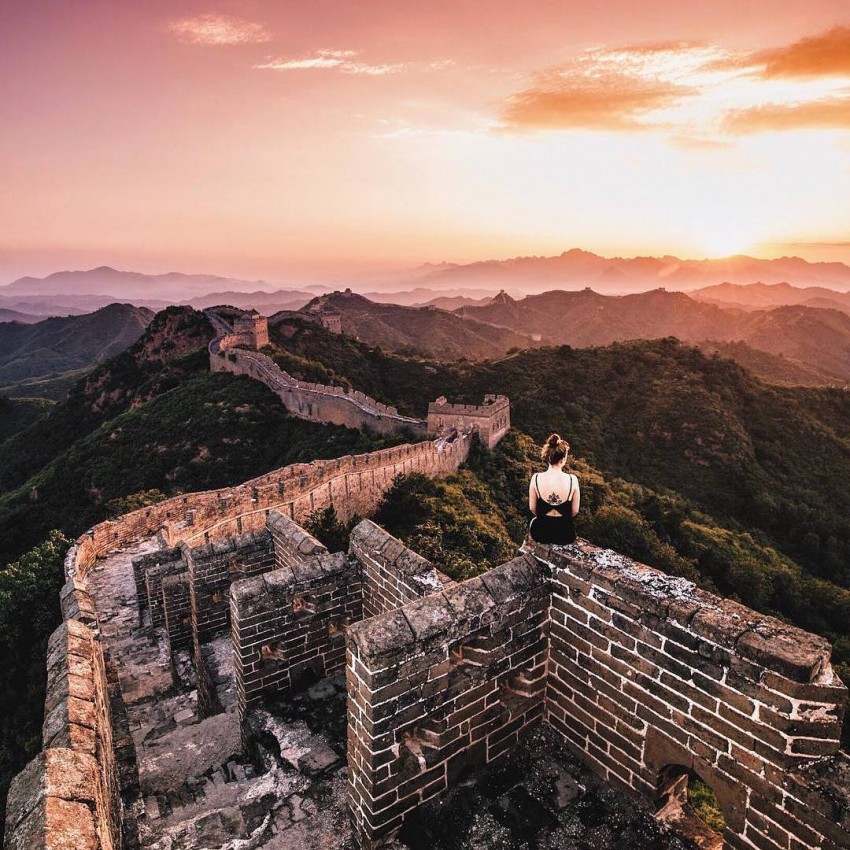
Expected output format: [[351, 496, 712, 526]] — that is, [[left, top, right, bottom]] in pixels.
[[341, 534, 850, 850], [534, 538, 850, 850], [229, 517, 447, 730], [210, 335, 428, 437], [4, 618, 140, 850], [183, 531, 275, 643], [349, 520, 450, 619], [130, 548, 180, 625], [346, 553, 549, 849], [64, 437, 471, 594], [162, 574, 191, 655], [231, 551, 362, 726]]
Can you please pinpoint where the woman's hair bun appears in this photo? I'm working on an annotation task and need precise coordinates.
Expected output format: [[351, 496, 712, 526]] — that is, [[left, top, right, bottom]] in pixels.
[[541, 433, 570, 463]]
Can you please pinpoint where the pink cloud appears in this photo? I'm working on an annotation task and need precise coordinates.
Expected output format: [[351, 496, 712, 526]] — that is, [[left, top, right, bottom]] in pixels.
[[169, 13, 271, 46]]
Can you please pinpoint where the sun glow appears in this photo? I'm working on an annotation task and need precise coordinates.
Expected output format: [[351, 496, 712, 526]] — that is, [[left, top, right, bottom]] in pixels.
[[700, 229, 755, 258]]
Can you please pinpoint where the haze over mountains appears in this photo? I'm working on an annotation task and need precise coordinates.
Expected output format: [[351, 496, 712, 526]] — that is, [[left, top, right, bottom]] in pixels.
[[412, 249, 850, 294], [691, 281, 850, 315], [4, 250, 850, 321]]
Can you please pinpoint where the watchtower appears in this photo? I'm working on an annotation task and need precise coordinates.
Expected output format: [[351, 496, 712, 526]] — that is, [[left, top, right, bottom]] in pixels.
[[426, 393, 510, 448], [233, 311, 269, 349]]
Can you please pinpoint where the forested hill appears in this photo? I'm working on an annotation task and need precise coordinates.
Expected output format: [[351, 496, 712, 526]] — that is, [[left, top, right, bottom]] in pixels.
[[266, 321, 850, 589], [0, 302, 154, 392]]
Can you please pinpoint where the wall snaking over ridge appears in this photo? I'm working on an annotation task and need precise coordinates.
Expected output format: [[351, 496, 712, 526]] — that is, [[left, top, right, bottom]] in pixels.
[[210, 335, 428, 436]]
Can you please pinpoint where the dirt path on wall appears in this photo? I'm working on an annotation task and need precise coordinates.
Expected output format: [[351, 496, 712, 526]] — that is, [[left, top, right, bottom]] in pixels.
[[86, 540, 355, 850]]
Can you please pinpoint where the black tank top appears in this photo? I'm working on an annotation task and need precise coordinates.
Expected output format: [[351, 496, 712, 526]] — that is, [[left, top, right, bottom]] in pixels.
[[530, 472, 577, 545]]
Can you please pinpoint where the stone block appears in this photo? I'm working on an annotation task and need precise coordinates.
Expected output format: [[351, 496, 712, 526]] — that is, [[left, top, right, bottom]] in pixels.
[[400, 594, 455, 643], [348, 610, 415, 662], [736, 625, 831, 683], [5, 749, 97, 834]]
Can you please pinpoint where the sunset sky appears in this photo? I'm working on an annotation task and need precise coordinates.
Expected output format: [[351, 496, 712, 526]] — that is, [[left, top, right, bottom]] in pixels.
[[2, 1, 850, 284]]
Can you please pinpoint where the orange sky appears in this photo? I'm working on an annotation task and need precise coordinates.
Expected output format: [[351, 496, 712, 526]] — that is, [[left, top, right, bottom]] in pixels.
[[2, 1, 849, 284]]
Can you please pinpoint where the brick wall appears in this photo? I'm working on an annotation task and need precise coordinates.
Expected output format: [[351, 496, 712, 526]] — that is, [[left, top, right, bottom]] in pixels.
[[529, 538, 850, 850], [64, 437, 472, 592], [209, 336, 428, 437], [4, 617, 141, 850], [129, 548, 178, 624], [349, 520, 450, 619], [267, 510, 327, 569], [162, 574, 191, 655], [426, 394, 510, 448], [184, 530, 275, 643], [231, 551, 362, 724], [345, 553, 548, 849], [143, 559, 185, 629]]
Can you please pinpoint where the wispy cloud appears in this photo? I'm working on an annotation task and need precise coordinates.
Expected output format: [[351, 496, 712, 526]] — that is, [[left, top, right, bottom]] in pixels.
[[501, 43, 711, 131], [255, 50, 452, 76], [752, 26, 850, 79], [724, 98, 850, 133], [500, 31, 850, 137], [168, 13, 271, 46]]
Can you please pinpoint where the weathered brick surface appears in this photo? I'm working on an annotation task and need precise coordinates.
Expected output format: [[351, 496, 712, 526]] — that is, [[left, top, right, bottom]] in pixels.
[[5, 618, 140, 850], [142, 558, 185, 628], [129, 548, 180, 625], [184, 530, 274, 642], [345, 552, 548, 849], [161, 573, 191, 654], [350, 519, 449, 619], [529, 538, 850, 850], [267, 510, 327, 570], [231, 551, 362, 722]]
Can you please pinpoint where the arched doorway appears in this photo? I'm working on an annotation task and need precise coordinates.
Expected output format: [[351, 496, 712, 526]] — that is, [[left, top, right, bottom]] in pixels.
[[656, 764, 725, 850]]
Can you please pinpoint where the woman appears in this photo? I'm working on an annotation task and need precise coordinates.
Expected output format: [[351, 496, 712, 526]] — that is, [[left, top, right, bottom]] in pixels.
[[528, 433, 580, 545]]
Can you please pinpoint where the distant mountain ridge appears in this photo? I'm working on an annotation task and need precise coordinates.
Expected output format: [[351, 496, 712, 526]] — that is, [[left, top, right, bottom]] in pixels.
[[691, 281, 850, 314], [457, 288, 850, 385], [0, 303, 154, 391], [277, 291, 534, 360], [413, 248, 850, 294], [1, 266, 286, 300]]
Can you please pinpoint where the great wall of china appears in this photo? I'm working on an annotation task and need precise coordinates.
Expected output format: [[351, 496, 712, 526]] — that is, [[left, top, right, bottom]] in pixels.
[[4, 313, 849, 850]]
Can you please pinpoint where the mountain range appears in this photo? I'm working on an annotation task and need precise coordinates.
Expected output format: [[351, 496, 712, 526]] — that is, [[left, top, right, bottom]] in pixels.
[[455, 288, 850, 385], [411, 248, 850, 294], [276, 292, 534, 360], [691, 281, 850, 315]]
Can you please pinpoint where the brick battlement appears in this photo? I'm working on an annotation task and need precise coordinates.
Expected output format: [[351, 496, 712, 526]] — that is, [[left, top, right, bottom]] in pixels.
[[427, 393, 510, 449], [342, 536, 849, 850], [6, 323, 848, 850]]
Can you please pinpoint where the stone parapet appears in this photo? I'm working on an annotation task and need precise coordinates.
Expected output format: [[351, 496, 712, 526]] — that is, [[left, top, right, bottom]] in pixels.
[[528, 538, 849, 850], [349, 519, 449, 619], [209, 334, 428, 436], [231, 551, 362, 722], [345, 553, 549, 849]]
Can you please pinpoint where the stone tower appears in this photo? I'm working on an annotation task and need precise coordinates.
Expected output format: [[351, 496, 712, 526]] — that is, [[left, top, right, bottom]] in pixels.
[[426, 393, 510, 448], [233, 311, 269, 349]]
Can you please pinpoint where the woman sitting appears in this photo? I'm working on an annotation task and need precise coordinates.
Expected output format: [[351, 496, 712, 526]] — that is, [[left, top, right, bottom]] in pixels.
[[528, 433, 580, 545]]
